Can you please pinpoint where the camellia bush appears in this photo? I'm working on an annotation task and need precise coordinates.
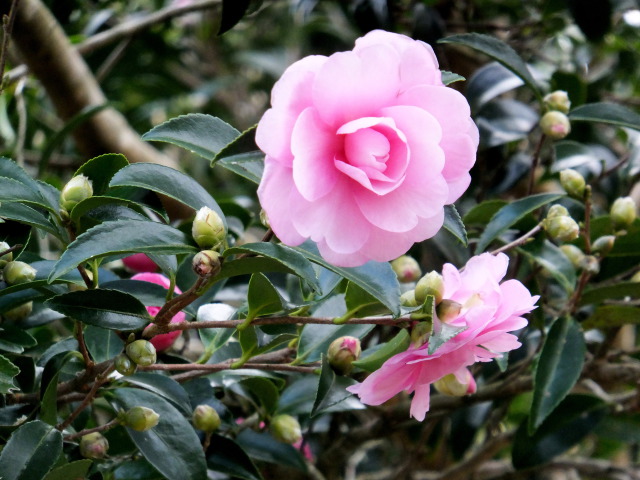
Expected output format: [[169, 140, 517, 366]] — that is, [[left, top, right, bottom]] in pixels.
[[2, 1, 640, 479]]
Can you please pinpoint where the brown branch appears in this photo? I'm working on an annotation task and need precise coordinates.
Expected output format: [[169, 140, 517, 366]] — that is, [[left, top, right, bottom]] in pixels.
[[64, 418, 120, 441], [0, 243, 22, 258], [141, 362, 317, 374]]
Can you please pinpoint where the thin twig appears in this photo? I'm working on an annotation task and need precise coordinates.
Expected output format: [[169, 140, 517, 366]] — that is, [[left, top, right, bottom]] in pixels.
[[75, 320, 94, 369], [490, 224, 542, 255], [64, 418, 120, 441], [141, 362, 317, 374], [0, 0, 21, 95], [0, 243, 23, 257], [527, 134, 546, 196]]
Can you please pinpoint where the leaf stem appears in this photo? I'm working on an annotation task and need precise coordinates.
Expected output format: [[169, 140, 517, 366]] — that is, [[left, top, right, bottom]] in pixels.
[[64, 418, 120, 441]]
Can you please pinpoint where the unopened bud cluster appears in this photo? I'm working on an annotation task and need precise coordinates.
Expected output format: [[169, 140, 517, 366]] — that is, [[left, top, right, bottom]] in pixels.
[[540, 90, 571, 140], [327, 336, 361, 375], [543, 204, 579, 243], [115, 337, 157, 376], [60, 174, 93, 214]]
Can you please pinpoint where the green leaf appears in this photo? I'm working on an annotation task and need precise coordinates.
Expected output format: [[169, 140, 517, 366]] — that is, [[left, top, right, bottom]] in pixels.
[[113, 388, 207, 480], [439, 33, 542, 100], [441, 71, 466, 85], [580, 282, 640, 306], [443, 204, 468, 246], [0, 420, 63, 480], [0, 202, 61, 237], [0, 177, 55, 213], [0, 353, 19, 394], [218, 0, 251, 35], [218, 256, 307, 283], [225, 242, 320, 292], [42, 460, 92, 480], [0, 325, 37, 354], [142, 113, 240, 160], [513, 395, 607, 469], [75, 153, 129, 195], [344, 282, 390, 318], [84, 325, 124, 363], [48, 219, 196, 282], [109, 163, 226, 222], [69, 195, 131, 224], [213, 124, 258, 163], [239, 377, 280, 415], [216, 152, 264, 184], [295, 241, 401, 316], [569, 102, 640, 130], [463, 199, 508, 225], [296, 323, 374, 364], [476, 193, 564, 253], [124, 372, 192, 415], [246, 273, 285, 321], [312, 355, 357, 417], [235, 429, 308, 471], [519, 239, 576, 293], [207, 434, 263, 480], [45, 289, 151, 330], [352, 329, 410, 372], [583, 305, 640, 330], [278, 376, 364, 415], [529, 317, 586, 433], [102, 279, 197, 317]]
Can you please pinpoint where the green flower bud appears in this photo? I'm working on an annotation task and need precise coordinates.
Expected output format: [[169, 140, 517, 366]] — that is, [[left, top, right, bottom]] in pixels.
[[579, 255, 600, 275], [192, 405, 221, 433], [592, 235, 616, 256], [270, 414, 302, 444], [192, 250, 222, 278], [540, 111, 571, 140], [122, 406, 160, 431], [192, 207, 226, 250], [434, 373, 476, 397], [415, 271, 444, 305], [436, 299, 462, 323], [3, 261, 37, 285], [125, 339, 157, 366], [0, 242, 13, 269], [390, 255, 422, 283], [543, 90, 571, 113], [327, 336, 361, 375], [546, 204, 569, 219], [3, 302, 32, 322], [79, 432, 109, 459], [114, 353, 137, 376], [410, 321, 431, 347], [610, 197, 637, 229], [544, 215, 580, 243], [400, 290, 418, 307], [559, 169, 586, 199], [60, 174, 93, 213], [560, 244, 585, 268], [259, 209, 270, 229]]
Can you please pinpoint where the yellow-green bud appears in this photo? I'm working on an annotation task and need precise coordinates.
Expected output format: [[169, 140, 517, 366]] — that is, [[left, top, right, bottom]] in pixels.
[[543, 90, 571, 113], [400, 290, 418, 307], [631, 270, 640, 283], [411, 321, 431, 347], [0, 242, 12, 269], [122, 406, 160, 432], [579, 255, 600, 275], [114, 353, 137, 376], [259, 209, 270, 229], [79, 432, 109, 459], [390, 255, 422, 283], [544, 216, 580, 243], [327, 336, 361, 375], [3, 302, 32, 322], [559, 169, 586, 199], [436, 299, 462, 323], [434, 372, 476, 397], [560, 244, 585, 268], [270, 414, 302, 444], [192, 207, 226, 250], [192, 405, 221, 433], [592, 235, 616, 256], [415, 271, 444, 305], [192, 250, 222, 278], [540, 111, 571, 140], [60, 174, 93, 213], [125, 339, 157, 366], [3, 261, 37, 285], [610, 197, 637, 229], [547, 204, 570, 219]]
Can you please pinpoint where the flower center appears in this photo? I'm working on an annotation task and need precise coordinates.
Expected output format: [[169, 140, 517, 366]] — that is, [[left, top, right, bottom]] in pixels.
[[344, 128, 390, 174]]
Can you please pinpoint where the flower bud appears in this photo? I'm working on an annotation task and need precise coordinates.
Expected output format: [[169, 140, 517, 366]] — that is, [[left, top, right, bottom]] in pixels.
[[560, 244, 585, 268], [592, 235, 616, 256], [192, 250, 222, 278], [540, 111, 571, 140], [192, 405, 221, 433], [3, 261, 37, 285], [546, 204, 569, 219], [60, 174, 93, 213], [390, 256, 422, 283], [259, 209, 270, 229], [559, 169, 586, 199], [0, 242, 13, 269], [434, 372, 477, 397], [125, 339, 157, 366], [327, 336, 361, 375], [631, 270, 640, 283], [415, 271, 444, 305], [79, 432, 109, 459], [610, 197, 637, 229], [270, 414, 302, 444], [579, 255, 600, 275], [543, 90, 571, 113], [400, 290, 418, 307], [544, 215, 580, 243], [114, 353, 137, 376], [192, 207, 226, 250], [122, 406, 160, 431], [436, 299, 462, 323], [3, 302, 32, 322], [410, 321, 431, 347]]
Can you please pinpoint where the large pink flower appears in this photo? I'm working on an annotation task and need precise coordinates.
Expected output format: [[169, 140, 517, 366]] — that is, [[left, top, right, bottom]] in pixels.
[[347, 253, 538, 421], [256, 30, 478, 267], [131, 273, 185, 352]]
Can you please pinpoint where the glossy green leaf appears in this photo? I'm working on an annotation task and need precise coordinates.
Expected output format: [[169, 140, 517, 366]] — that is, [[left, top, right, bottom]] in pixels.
[[48, 219, 196, 282], [344, 282, 390, 318], [441, 71, 465, 85], [113, 388, 207, 480], [0, 202, 61, 237], [45, 289, 151, 330], [0, 420, 62, 480], [236, 429, 308, 471], [583, 305, 640, 330], [84, 325, 124, 363], [218, 0, 251, 35], [519, 239, 576, 293], [0, 353, 19, 394], [213, 124, 257, 163], [530, 317, 585, 433], [239, 377, 280, 415], [102, 279, 196, 317], [352, 329, 410, 372], [246, 273, 285, 321], [69, 196, 131, 223], [75, 153, 129, 195], [580, 282, 640, 306], [42, 460, 92, 480], [463, 199, 508, 225], [513, 395, 607, 469], [0, 177, 54, 213], [277, 376, 364, 415], [124, 372, 192, 415], [443, 205, 468, 246], [439, 33, 542, 99], [218, 256, 306, 283], [207, 434, 263, 480], [0, 325, 37, 354], [569, 102, 640, 130], [110, 163, 226, 222], [225, 242, 319, 292], [0, 156, 43, 190], [476, 193, 564, 253], [296, 323, 374, 364], [312, 355, 357, 417], [216, 152, 264, 184], [142, 113, 240, 160]]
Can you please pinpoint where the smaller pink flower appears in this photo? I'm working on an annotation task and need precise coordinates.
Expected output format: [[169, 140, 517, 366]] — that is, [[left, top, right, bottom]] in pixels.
[[123, 253, 158, 273], [347, 253, 538, 421], [132, 273, 184, 351]]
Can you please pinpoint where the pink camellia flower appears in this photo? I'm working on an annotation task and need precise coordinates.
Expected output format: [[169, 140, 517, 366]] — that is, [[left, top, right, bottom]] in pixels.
[[122, 253, 158, 273], [347, 253, 538, 421], [131, 273, 185, 352], [256, 30, 478, 267]]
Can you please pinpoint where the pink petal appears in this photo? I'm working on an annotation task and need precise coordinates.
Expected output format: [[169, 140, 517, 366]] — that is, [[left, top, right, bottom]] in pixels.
[[409, 382, 432, 421]]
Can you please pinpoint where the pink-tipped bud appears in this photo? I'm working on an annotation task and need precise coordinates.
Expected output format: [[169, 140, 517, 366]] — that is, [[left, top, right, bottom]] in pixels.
[[560, 244, 585, 268], [610, 197, 637, 229], [114, 353, 137, 376], [434, 371, 477, 397], [79, 432, 109, 459], [540, 111, 571, 140], [559, 169, 586, 199], [270, 415, 302, 444], [60, 174, 93, 213], [543, 90, 571, 113], [192, 207, 226, 250], [415, 271, 444, 305], [327, 336, 361, 375], [192, 250, 222, 278], [125, 339, 157, 366], [3, 302, 32, 322], [0, 241, 13, 269], [3, 261, 37, 285], [390, 256, 422, 283], [192, 405, 221, 433], [122, 406, 160, 431], [436, 299, 462, 323]]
